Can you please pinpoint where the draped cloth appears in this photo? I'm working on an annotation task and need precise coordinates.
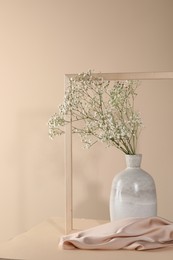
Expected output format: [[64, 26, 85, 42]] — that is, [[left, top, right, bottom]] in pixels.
[[59, 217, 173, 251]]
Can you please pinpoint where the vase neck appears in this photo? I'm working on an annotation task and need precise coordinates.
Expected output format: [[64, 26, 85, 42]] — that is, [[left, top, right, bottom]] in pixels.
[[125, 154, 142, 168]]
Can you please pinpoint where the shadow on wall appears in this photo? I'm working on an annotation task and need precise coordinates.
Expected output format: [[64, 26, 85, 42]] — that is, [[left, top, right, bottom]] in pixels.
[[72, 133, 122, 222], [16, 108, 64, 232], [74, 180, 109, 220]]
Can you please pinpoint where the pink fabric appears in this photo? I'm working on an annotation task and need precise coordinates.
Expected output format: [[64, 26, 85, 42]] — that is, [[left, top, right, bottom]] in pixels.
[[59, 217, 173, 250]]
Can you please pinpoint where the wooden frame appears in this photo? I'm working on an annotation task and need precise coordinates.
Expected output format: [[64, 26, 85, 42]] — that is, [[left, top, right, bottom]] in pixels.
[[64, 71, 173, 234]]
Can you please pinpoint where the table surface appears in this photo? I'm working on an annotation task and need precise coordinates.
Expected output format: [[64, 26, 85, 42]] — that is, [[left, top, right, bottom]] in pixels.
[[0, 218, 172, 260]]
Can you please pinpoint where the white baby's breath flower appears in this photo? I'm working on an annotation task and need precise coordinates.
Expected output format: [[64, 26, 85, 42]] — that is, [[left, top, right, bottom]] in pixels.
[[48, 71, 143, 154]]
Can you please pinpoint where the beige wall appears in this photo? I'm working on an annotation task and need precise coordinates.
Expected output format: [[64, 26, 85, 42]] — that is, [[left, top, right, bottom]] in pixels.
[[0, 0, 173, 242]]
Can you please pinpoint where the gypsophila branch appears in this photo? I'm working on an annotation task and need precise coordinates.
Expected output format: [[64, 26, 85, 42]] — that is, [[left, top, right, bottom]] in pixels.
[[48, 71, 143, 154]]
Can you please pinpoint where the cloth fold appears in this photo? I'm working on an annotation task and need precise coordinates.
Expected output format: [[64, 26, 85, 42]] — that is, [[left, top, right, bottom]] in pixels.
[[59, 216, 173, 251]]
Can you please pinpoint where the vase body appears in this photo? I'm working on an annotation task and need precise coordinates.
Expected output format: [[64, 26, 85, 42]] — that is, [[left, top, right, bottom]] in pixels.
[[110, 154, 157, 221]]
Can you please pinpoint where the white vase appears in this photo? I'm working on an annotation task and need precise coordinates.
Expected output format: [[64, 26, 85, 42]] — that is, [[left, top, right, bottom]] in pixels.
[[110, 154, 157, 221]]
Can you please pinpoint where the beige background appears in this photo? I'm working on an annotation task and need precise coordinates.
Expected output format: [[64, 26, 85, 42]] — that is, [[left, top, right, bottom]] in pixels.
[[0, 0, 173, 243]]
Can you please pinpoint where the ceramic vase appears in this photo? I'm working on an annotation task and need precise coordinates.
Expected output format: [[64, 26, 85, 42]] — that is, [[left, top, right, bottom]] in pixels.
[[110, 154, 157, 221]]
